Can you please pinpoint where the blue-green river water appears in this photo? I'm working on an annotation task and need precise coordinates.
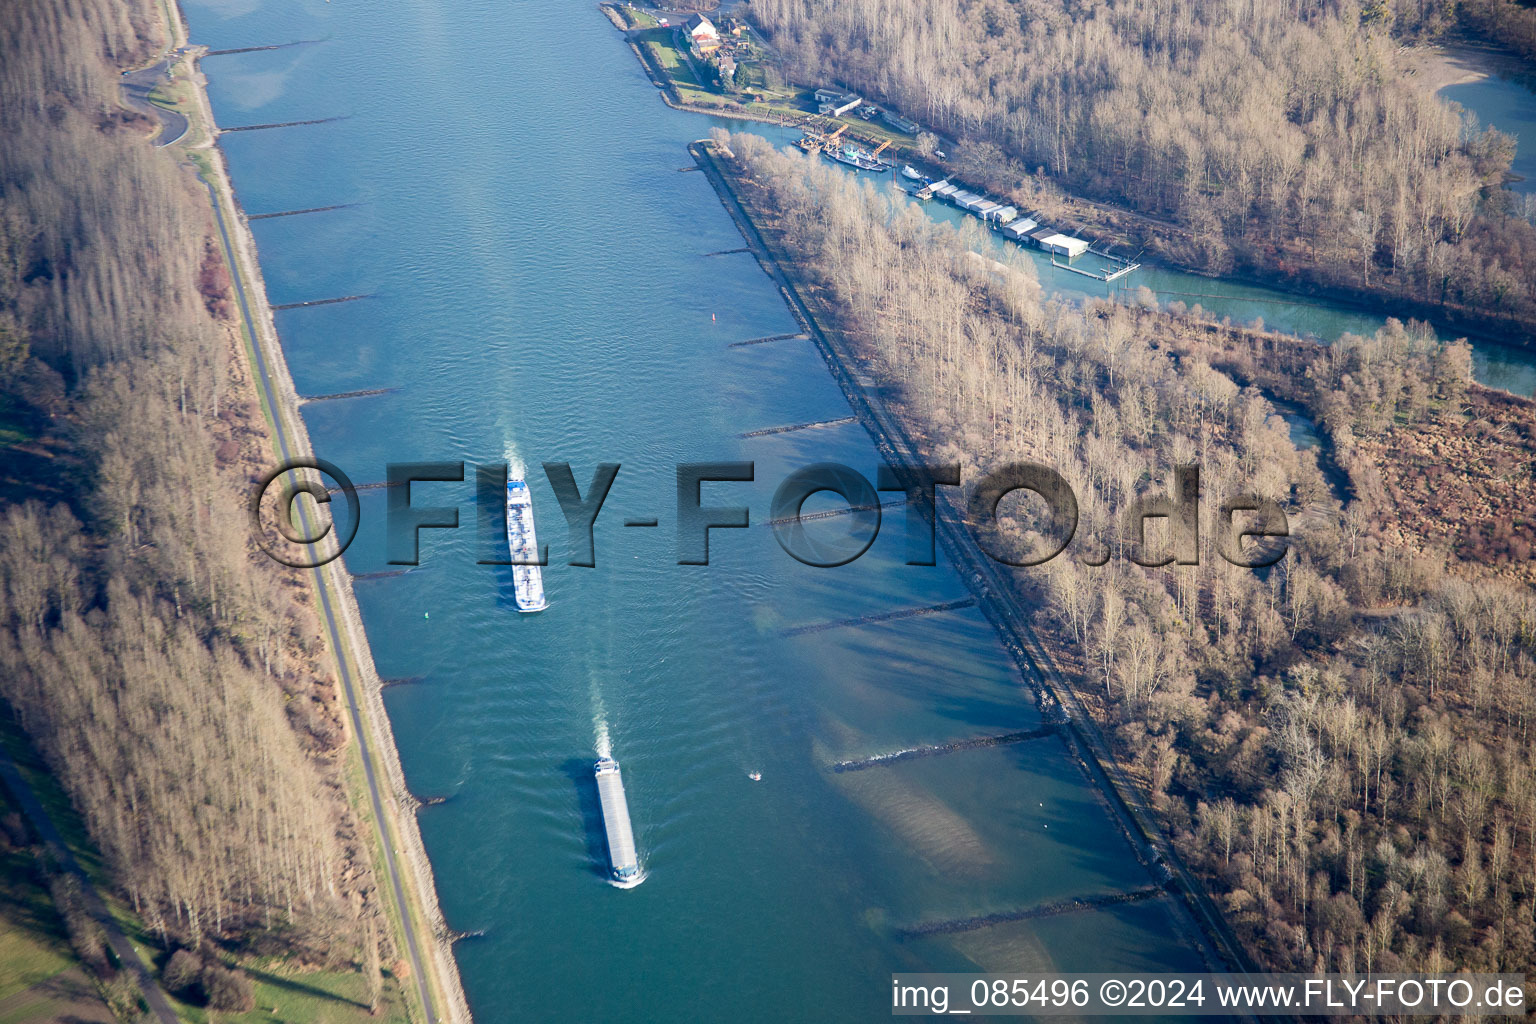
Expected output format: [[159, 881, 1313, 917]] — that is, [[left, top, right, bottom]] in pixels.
[[179, 0, 1535, 1018]]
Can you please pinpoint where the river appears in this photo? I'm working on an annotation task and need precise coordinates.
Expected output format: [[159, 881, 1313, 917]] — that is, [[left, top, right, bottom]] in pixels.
[[179, 0, 1532, 1018]]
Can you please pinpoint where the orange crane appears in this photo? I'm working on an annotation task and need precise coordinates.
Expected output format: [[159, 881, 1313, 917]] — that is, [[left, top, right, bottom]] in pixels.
[[826, 124, 847, 144], [871, 139, 891, 158]]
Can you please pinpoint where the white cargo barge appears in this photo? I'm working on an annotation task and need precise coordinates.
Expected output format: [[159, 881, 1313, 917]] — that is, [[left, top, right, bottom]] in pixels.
[[506, 478, 547, 612], [594, 757, 643, 888]]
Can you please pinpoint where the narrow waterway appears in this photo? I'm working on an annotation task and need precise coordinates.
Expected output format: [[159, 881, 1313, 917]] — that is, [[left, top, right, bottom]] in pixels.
[[728, 121, 1536, 397], [179, 0, 1535, 1018]]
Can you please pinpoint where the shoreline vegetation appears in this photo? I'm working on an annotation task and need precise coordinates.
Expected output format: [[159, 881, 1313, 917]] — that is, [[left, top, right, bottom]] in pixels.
[[701, 129, 1536, 981], [0, 0, 469, 1021], [601, 1, 1536, 357]]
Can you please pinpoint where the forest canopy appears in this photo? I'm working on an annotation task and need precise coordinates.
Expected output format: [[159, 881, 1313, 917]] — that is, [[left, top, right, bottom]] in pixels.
[[0, 0, 366, 956], [747, 0, 1536, 331]]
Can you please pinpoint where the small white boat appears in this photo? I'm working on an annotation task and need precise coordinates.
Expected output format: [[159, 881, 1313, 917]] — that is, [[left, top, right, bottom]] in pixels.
[[748, 771, 762, 781], [506, 478, 547, 612], [901, 165, 924, 181]]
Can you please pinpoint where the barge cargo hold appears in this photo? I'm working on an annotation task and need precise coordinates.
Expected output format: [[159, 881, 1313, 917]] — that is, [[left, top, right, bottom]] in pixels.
[[594, 757, 643, 888]]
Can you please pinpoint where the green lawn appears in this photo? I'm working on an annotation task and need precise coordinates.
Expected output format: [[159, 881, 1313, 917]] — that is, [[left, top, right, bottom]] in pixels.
[[619, 5, 657, 28], [638, 29, 701, 89], [0, 396, 35, 448], [168, 961, 411, 1024], [0, 716, 107, 887], [0, 791, 73, 1004]]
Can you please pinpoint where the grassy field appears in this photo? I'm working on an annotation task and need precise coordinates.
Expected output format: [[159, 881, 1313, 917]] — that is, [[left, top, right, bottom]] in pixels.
[[0, 969, 113, 1024], [614, 3, 657, 28], [165, 960, 411, 1024], [0, 726, 113, 1024], [0, 395, 33, 448], [0, 792, 73, 1005], [1, 711, 420, 1024], [636, 27, 703, 89]]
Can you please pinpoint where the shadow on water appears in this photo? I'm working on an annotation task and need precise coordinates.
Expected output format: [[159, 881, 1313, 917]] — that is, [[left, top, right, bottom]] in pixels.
[[492, 564, 521, 614], [560, 757, 610, 882]]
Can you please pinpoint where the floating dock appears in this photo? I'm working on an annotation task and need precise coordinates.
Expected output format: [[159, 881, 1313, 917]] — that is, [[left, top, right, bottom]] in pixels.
[[1053, 249, 1142, 282], [913, 178, 1126, 272], [594, 757, 642, 888]]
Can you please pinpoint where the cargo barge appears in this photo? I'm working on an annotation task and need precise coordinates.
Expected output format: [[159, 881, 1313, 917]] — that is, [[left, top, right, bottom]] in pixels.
[[506, 478, 547, 612], [594, 757, 643, 888]]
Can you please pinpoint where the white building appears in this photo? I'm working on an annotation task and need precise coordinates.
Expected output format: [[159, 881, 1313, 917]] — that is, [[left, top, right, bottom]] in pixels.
[[1038, 233, 1090, 258], [685, 14, 720, 52]]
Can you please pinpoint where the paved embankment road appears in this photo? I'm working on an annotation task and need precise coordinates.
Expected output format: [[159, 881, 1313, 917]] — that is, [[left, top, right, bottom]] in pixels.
[[119, 58, 189, 148], [196, 167, 442, 1024]]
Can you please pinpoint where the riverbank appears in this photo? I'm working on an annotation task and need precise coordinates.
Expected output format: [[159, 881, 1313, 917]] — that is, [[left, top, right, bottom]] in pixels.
[[701, 131, 1536, 981], [688, 136, 1255, 976], [605, 8, 1536, 361], [162, 4, 472, 1021], [598, 3, 832, 131]]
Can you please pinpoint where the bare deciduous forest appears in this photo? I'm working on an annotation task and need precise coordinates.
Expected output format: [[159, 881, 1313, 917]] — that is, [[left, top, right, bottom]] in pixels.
[[745, 0, 1536, 335], [0, 0, 380, 969], [1455, 0, 1536, 62], [720, 131, 1536, 975]]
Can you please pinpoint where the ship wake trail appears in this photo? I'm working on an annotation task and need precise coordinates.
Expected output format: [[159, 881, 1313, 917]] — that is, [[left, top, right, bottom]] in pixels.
[[503, 439, 525, 481], [591, 676, 612, 760], [780, 598, 976, 637]]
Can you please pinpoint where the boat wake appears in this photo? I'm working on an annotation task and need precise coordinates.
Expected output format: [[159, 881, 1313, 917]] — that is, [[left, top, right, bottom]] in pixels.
[[591, 677, 612, 760], [504, 440, 525, 481]]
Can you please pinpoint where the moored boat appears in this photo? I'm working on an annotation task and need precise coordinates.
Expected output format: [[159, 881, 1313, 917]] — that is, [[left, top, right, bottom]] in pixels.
[[824, 144, 891, 172]]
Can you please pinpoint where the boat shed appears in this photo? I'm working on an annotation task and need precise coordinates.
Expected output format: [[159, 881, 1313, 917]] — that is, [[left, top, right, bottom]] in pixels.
[[933, 182, 960, 198], [988, 205, 1018, 225], [1039, 233, 1091, 258], [1003, 217, 1039, 239], [971, 200, 1000, 217], [1027, 225, 1056, 246]]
